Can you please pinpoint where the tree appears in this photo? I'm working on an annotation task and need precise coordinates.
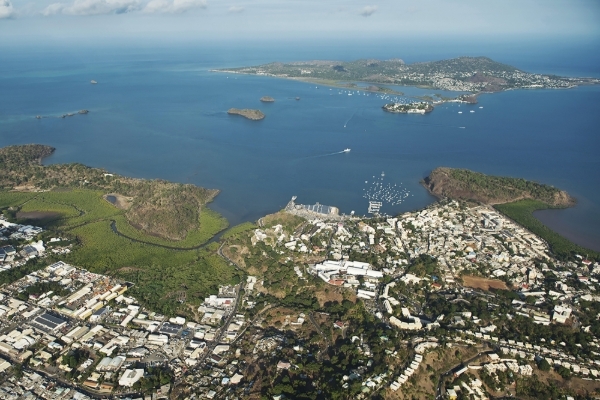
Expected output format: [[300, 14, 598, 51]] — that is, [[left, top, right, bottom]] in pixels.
[[537, 358, 551, 372]]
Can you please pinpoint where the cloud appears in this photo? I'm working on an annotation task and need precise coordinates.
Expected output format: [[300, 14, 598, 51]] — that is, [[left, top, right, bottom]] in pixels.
[[359, 5, 377, 17], [42, 0, 141, 16], [42, 3, 67, 16], [228, 5, 244, 14], [0, 0, 15, 19], [144, 0, 207, 13]]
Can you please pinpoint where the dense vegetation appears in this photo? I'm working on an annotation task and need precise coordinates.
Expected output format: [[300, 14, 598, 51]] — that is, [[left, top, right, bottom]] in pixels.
[[263, 302, 401, 400], [424, 167, 574, 207], [0, 145, 240, 317], [495, 199, 600, 261], [16, 280, 70, 301], [0, 144, 219, 240]]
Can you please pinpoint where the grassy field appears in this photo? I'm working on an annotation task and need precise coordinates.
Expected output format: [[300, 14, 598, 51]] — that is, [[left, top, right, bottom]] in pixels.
[[0, 192, 38, 208], [0, 188, 240, 318], [220, 221, 257, 240], [494, 199, 600, 261], [18, 190, 121, 227], [112, 208, 228, 248]]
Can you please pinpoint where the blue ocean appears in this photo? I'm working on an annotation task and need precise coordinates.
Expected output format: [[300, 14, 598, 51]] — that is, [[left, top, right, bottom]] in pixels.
[[1, 38, 599, 250]]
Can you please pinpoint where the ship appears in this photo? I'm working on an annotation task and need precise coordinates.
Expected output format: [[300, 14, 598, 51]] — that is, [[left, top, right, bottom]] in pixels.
[[343, 148, 351, 153], [90, 80, 97, 84]]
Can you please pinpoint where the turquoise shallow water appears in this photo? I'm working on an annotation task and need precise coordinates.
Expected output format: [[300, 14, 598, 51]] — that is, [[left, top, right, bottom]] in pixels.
[[1, 40, 599, 250]]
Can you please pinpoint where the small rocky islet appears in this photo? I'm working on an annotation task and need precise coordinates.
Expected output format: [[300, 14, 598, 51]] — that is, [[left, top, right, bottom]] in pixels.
[[227, 108, 265, 120]]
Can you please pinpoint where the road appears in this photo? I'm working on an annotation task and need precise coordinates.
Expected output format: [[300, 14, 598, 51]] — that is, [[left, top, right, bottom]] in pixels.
[[308, 312, 330, 361], [435, 349, 495, 399], [174, 240, 246, 388], [231, 304, 273, 345]]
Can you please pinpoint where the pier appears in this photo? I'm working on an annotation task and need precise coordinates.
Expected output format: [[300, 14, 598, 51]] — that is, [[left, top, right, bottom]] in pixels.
[[286, 196, 351, 221]]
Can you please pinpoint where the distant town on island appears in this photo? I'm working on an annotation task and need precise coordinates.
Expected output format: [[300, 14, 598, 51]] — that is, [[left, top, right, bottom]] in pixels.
[[216, 56, 600, 93]]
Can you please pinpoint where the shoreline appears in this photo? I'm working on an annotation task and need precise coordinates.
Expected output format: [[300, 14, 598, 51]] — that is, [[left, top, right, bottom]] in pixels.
[[420, 178, 598, 256], [211, 68, 596, 96], [534, 208, 600, 252]]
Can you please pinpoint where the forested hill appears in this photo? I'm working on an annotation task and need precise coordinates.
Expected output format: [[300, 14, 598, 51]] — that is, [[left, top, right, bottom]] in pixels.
[[0, 144, 220, 241], [423, 167, 575, 207]]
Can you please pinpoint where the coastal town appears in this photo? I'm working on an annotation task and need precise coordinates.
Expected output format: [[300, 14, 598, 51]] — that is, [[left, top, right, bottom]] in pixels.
[[216, 56, 600, 94], [1, 195, 600, 399]]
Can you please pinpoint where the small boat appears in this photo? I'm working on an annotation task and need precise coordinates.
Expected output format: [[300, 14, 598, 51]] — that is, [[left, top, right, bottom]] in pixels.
[[470, 110, 475, 113], [343, 148, 351, 153], [458, 111, 463, 114], [90, 80, 97, 84]]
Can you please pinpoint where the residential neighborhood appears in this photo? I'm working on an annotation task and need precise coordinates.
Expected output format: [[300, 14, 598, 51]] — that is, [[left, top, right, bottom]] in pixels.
[[1, 199, 600, 399]]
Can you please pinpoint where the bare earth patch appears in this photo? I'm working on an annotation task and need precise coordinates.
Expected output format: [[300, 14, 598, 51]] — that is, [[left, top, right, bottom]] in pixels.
[[462, 275, 508, 291], [115, 266, 143, 273], [314, 286, 344, 307], [13, 185, 40, 192], [103, 193, 132, 210]]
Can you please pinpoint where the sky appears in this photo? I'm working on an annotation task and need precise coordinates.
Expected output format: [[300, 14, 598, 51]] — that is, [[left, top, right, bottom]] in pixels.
[[1, 0, 599, 44]]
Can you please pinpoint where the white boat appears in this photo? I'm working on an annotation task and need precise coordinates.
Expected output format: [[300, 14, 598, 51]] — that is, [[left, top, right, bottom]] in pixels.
[[458, 111, 463, 114], [90, 80, 97, 84], [470, 110, 475, 113], [343, 148, 351, 153]]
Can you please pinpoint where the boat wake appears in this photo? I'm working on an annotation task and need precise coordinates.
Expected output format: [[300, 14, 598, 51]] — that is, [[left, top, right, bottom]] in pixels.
[[344, 108, 360, 128], [300, 149, 351, 160]]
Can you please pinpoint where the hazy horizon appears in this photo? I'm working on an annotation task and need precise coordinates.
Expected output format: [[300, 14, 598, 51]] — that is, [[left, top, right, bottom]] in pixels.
[[1, 0, 599, 44]]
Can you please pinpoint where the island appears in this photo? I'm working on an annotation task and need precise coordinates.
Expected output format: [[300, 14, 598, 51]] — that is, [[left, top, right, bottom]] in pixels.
[[383, 101, 433, 114], [227, 108, 265, 120], [215, 56, 599, 93], [260, 96, 275, 102], [59, 109, 89, 118]]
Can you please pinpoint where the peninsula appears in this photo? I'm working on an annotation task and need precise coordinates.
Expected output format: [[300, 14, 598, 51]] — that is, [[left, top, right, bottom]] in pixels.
[[216, 56, 599, 93], [0, 144, 220, 241], [227, 108, 265, 120], [422, 167, 596, 260], [423, 167, 574, 207]]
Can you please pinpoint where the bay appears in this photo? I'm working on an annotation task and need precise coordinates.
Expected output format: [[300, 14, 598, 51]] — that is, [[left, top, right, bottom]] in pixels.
[[0, 39, 599, 250]]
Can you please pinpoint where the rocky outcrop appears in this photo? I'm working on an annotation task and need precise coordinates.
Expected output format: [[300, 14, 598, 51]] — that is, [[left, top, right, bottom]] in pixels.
[[383, 102, 433, 114], [260, 96, 275, 102], [227, 108, 265, 120]]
